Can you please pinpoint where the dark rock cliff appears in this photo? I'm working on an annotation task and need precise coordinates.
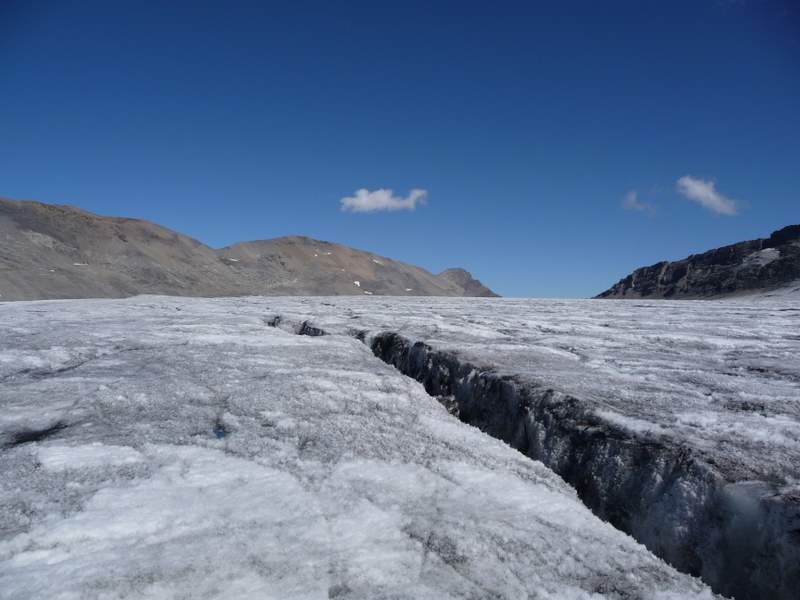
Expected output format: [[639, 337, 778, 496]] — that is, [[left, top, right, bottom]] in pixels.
[[597, 225, 800, 299]]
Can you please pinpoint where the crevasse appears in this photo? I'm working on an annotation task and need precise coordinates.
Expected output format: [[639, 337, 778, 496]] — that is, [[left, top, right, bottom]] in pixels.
[[368, 331, 800, 600]]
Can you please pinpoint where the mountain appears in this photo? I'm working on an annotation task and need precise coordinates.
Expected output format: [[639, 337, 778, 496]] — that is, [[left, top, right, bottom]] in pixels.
[[0, 197, 498, 301], [596, 225, 800, 299], [436, 267, 497, 297]]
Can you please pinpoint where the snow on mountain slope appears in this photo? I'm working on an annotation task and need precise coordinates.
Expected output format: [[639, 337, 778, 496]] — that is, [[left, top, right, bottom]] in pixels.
[[734, 279, 800, 300], [0, 297, 715, 600]]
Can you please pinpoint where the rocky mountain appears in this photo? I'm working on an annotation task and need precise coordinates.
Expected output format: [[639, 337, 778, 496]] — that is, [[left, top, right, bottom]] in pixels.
[[0, 197, 497, 301], [436, 267, 496, 297], [597, 225, 800, 299]]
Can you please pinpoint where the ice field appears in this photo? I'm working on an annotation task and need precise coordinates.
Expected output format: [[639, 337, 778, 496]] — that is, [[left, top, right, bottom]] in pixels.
[[2, 294, 799, 599]]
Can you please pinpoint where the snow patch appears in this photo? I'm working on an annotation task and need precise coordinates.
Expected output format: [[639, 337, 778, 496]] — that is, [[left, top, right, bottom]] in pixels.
[[37, 443, 144, 470], [743, 247, 780, 268]]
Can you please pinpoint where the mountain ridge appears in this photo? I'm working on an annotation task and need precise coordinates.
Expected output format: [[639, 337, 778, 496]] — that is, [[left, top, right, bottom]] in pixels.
[[597, 224, 800, 299], [0, 197, 497, 301]]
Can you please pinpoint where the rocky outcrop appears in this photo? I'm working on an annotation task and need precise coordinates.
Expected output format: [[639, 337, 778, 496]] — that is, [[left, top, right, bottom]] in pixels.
[[597, 225, 800, 299], [0, 197, 497, 300], [436, 267, 499, 297]]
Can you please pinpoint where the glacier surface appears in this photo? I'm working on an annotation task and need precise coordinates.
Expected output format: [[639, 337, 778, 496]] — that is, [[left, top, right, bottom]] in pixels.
[[2, 294, 799, 599], [264, 295, 800, 600]]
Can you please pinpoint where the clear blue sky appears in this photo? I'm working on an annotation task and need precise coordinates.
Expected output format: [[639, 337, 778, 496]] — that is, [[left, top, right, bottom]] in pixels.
[[1, 1, 798, 297]]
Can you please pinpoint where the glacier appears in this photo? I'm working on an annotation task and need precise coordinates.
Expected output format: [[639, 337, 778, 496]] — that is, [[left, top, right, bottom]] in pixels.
[[268, 295, 800, 600], [1, 295, 798, 599]]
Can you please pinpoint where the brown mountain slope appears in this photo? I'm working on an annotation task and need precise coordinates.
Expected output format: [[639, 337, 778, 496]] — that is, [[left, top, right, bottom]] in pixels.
[[219, 238, 498, 296], [0, 197, 497, 300], [436, 267, 498, 297]]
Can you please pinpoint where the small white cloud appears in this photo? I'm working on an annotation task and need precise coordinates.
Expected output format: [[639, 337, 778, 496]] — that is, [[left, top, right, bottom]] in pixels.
[[621, 189, 653, 213], [676, 176, 738, 216], [340, 188, 427, 213]]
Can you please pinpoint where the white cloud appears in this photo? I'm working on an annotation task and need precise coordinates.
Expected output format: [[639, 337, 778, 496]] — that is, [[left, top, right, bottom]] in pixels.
[[676, 176, 738, 216], [621, 189, 653, 213], [340, 188, 427, 213]]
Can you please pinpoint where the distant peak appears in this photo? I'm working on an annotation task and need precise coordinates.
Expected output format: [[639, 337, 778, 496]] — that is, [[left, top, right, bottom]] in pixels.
[[767, 225, 800, 247], [437, 268, 499, 297]]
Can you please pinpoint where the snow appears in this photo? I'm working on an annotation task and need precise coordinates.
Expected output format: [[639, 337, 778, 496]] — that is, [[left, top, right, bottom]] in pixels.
[[268, 296, 800, 486], [37, 443, 144, 470], [742, 247, 780, 267], [255, 297, 800, 599], [259, 296, 800, 599], [741, 280, 800, 299], [372, 259, 383, 265], [353, 280, 360, 287], [0, 296, 716, 599]]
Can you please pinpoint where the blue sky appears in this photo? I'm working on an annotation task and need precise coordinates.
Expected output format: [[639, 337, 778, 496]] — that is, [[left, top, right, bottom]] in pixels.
[[1, 0, 798, 297]]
